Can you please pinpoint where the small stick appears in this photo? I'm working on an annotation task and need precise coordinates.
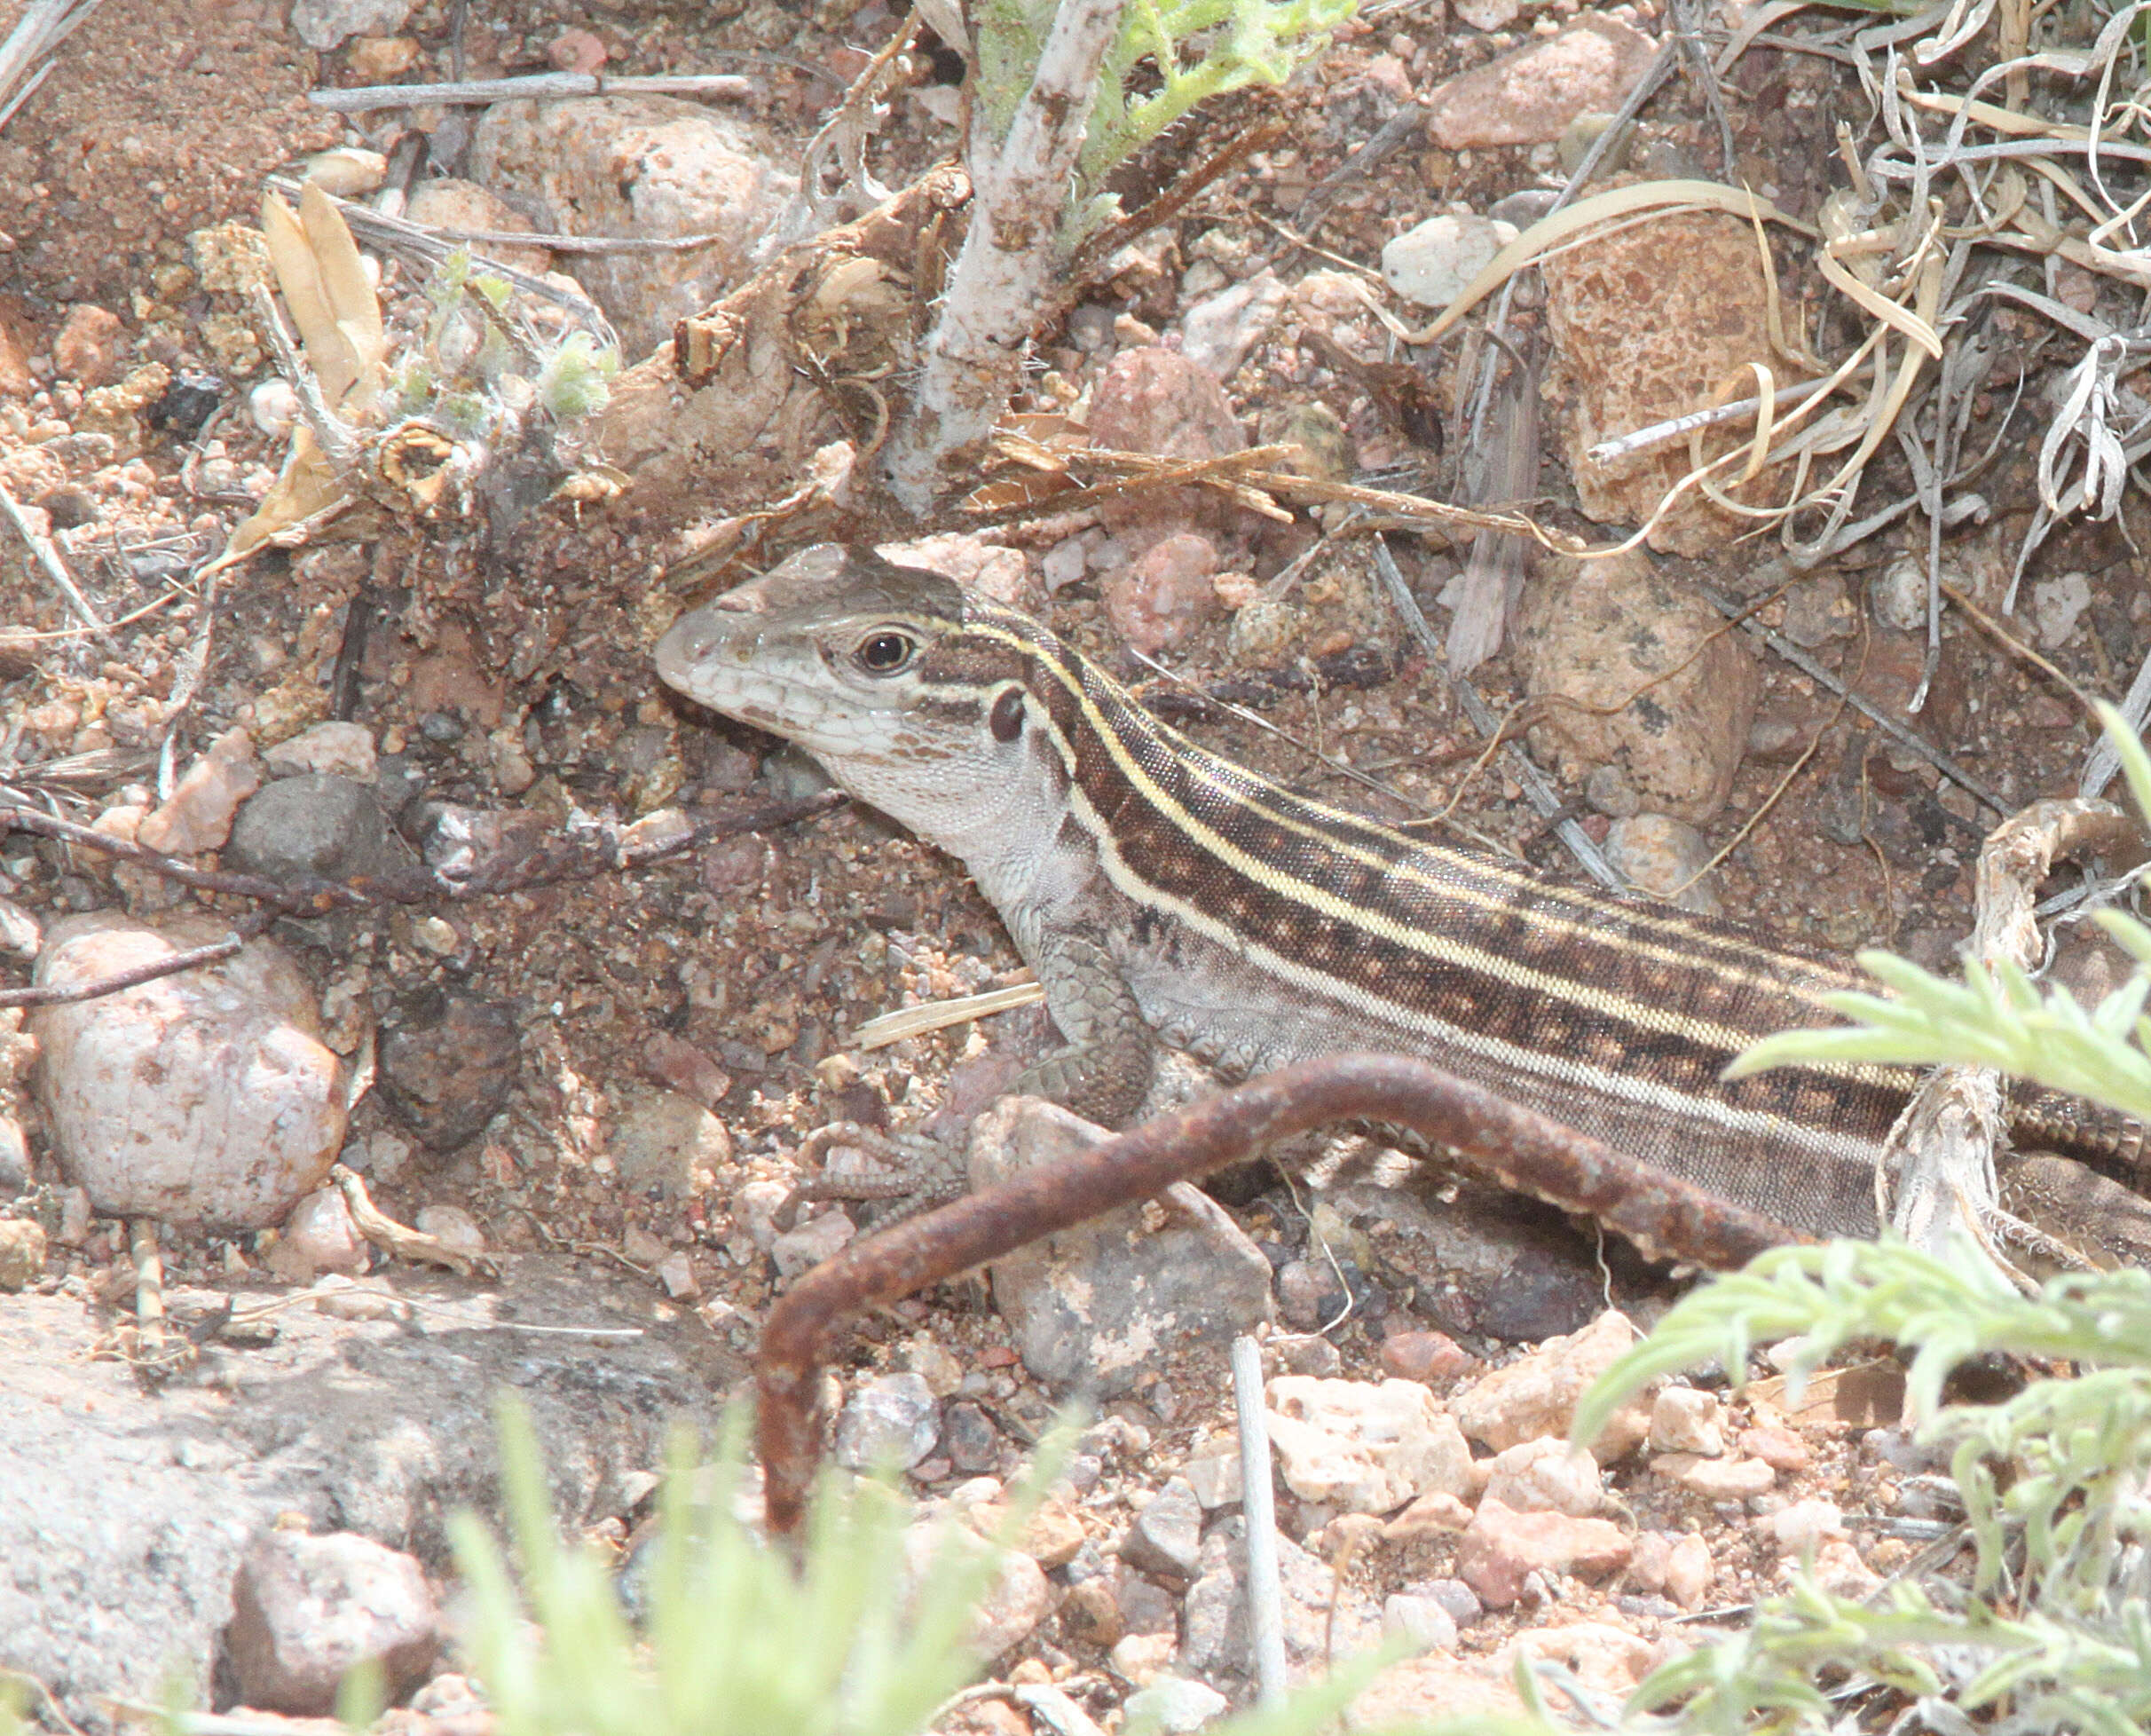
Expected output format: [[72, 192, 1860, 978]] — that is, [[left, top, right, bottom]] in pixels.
[[130, 1219, 170, 1369], [1232, 1333, 1287, 1706], [0, 475, 103, 631], [332, 1164, 499, 1278], [0, 790, 847, 1008], [307, 71, 754, 112], [1587, 379, 1840, 465], [754, 1053, 1802, 1534], [1696, 581, 2010, 817]]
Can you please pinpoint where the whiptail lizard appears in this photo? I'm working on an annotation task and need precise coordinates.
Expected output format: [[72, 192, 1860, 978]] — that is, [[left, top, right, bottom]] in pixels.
[[655, 544, 2151, 1269]]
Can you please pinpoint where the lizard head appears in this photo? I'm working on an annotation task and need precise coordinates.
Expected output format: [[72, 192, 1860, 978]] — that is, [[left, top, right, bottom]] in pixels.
[[655, 543, 1069, 869]]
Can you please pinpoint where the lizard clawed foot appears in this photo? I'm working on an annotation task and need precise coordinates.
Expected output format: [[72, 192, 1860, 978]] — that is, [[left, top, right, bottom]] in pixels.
[[794, 1120, 966, 1222]]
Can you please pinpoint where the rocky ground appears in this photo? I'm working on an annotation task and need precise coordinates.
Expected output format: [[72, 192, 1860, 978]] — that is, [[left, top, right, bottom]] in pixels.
[[0, 0, 2141, 1727]]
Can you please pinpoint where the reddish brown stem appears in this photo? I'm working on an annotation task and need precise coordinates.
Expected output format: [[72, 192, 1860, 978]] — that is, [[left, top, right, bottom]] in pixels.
[[755, 1053, 1803, 1534]]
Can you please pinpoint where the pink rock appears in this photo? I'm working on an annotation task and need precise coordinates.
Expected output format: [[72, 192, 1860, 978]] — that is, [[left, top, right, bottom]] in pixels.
[[138, 728, 261, 856], [1656, 1452, 1776, 1500], [51, 303, 126, 386], [1425, 17, 1659, 149], [269, 1186, 367, 1281], [1648, 1386, 1725, 1456], [1085, 348, 1248, 538], [28, 914, 345, 1228], [1741, 1424, 1811, 1472], [1478, 1439, 1602, 1517], [1103, 532, 1220, 653], [225, 1530, 438, 1715], [1454, 1497, 1632, 1607], [548, 26, 608, 72], [1450, 1310, 1654, 1457], [1664, 1532, 1713, 1608], [1380, 1328, 1474, 1384]]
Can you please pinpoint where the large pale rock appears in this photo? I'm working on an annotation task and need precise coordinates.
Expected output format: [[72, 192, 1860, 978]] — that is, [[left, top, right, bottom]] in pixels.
[[1542, 209, 1788, 554], [1424, 18, 1658, 148], [225, 1529, 439, 1715], [1454, 1497, 1633, 1606], [29, 914, 346, 1228], [972, 1097, 1272, 1397], [1519, 552, 1759, 824], [1449, 1310, 1655, 1457], [470, 97, 793, 357], [1265, 1376, 1474, 1514]]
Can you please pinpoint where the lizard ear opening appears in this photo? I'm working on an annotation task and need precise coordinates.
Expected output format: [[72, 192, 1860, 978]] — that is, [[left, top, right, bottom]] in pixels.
[[989, 686, 1025, 743]]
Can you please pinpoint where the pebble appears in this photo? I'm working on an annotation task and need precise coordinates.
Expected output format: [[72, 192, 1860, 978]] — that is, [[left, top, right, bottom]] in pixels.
[[138, 729, 261, 856], [835, 1372, 940, 1472], [1543, 208, 1783, 553], [249, 378, 300, 438], [1178, 269, 1288, 381], [768, 1205, 855, 1279], [1520, 554, 1759, 824], [0, 1217, 45, 1290], [1423, 17, 1659, 149], [1450, 1310, 1654, 1457], [1605, 814, 1722, 916], [657, 1250, 699, 1299], [1122, 1677, 1227, 1732], [413, 1203, 488, 1259], [969, 1098, 1271, 1398], [878, 531, 1033, 606], [29, 914, 346, 1227], [1869, 557, 1931, 635], [1180, 1436, 1243, 1509], [266, 1186, 367, 1282], [225, 774, 400, 885], [262, 722, 378, 782], [547, 26, 609, 72], [1379, 1328, 1473, 1384], [406, 178, 555, 278], [1740, 1424, 1810, 1472], [1381, 214, 1517, 311], [301, 147, 388, 198], [2031, 570, 2093, 649], [905, 1524, 1050, 1659], [1454, 1497, 1633, 1607], [1021, 1496, 1086, 1571], [899, 1330, 966, 1399], [642, 1030, 734, 1110], [1478, 1438, 1603, 1517], [1764, 1496, 1847, 1554], [1647, 1386, 1726, 1457], [469, 97, 792, 355], [1109, 1631, 1178, 1685], [1083, 347, 1249, 539], [288, 0, 416, 51], [1663, 1532, 1714, 1608], [224, 1529, 439, 1715], [1383, 1592, 1461, 1653], [610, 1086, 732, 1197], [1654, 1452, 1776, 1499], [343, 33, 422, 78], [1265, 1375, 1474, 1513], [942, 1401, 1001, 1476], [376, 990, 520, 1150], [1120, 1477, 1204, 1578], [1103, 532, 1221, 654], [51, 303, 126, 387]]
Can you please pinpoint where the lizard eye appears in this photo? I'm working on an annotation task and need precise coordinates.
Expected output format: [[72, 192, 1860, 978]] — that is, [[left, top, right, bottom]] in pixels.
[[855, 629, 917, 675]]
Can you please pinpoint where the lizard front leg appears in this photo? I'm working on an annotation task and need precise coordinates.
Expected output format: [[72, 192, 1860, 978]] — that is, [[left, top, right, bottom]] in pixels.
[[1012, 932, 1156, 1129], [801, 933, 1154, 1218]]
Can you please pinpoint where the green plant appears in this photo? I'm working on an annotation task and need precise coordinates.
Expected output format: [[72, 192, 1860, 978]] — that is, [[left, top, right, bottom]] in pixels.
[[974, 0, 1356, 239], [1532, 702, 2151, 1733], [452, 1400, 1035, 1736]]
